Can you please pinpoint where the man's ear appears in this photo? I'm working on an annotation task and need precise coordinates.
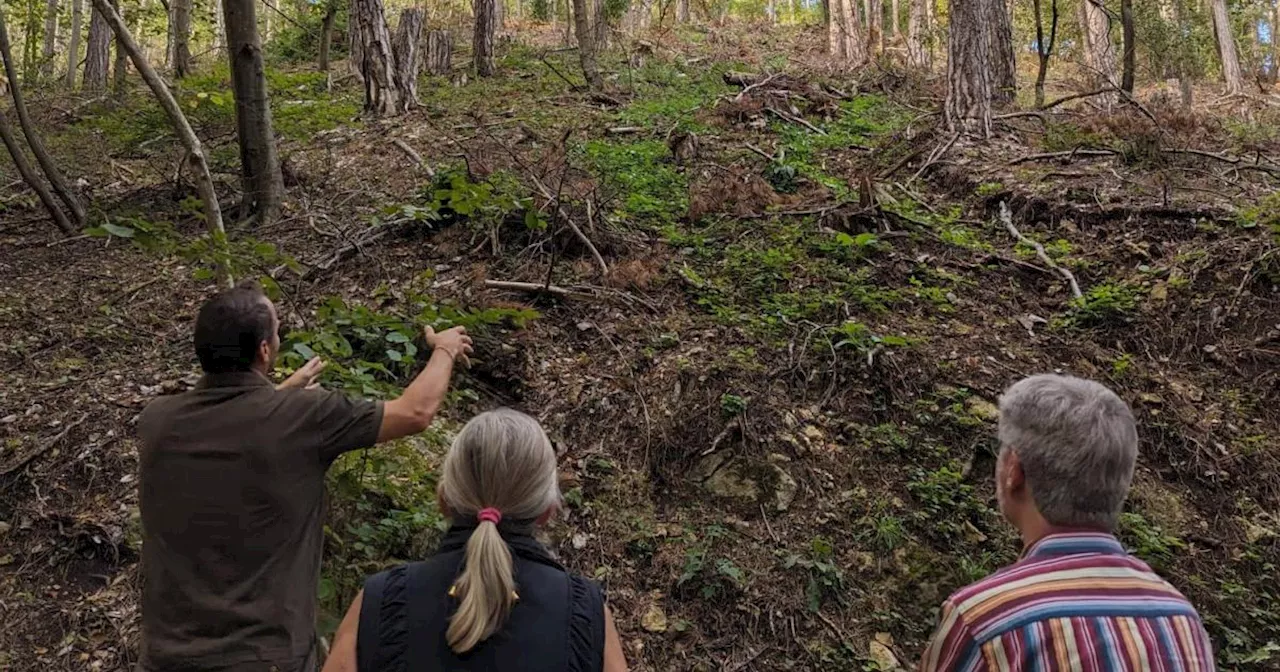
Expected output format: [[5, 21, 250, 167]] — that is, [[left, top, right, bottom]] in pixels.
[[257, 340, 272, 370], [1003, 449, 1027, 494]]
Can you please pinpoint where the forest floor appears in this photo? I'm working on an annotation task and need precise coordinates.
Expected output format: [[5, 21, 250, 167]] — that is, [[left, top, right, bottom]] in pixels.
[[2, 21, 1280, 672]]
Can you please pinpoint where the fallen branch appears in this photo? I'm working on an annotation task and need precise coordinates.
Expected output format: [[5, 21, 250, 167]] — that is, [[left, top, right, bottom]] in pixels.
[[390, 137, 434, 177], [999, 201, 1083, 300], [910, 132, 960, 183], [744, 142, 777, 162], [1008, 149, 1117, 165], [765, 106, 826, 136], [605, 126, 644, 135], [0, 414, 87, 476], [301, 217, 412, 280], [1164, 148, 1280, 177], [733, 72, 780, 102]]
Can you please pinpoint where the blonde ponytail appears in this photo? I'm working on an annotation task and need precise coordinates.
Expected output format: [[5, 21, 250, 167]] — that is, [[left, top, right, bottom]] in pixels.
[[446, 520, 518, 653], [440, 409, 561, 654]]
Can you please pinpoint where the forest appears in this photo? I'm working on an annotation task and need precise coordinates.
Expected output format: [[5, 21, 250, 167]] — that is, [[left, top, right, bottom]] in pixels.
[[0, 0, 1278, 667]]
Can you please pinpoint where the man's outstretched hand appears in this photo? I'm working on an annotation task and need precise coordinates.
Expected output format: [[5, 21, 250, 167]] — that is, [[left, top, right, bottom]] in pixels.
[[277, 357, 327, 390], [425, 325, 473, 366]]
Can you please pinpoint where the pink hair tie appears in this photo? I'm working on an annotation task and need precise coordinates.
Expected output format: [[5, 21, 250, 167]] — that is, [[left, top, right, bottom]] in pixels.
[[477, 507, 503, 525]]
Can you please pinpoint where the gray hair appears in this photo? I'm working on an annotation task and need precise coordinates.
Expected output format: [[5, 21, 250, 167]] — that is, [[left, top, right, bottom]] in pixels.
[[440, 408, 561, 653], [997, 374, 1138, 530]]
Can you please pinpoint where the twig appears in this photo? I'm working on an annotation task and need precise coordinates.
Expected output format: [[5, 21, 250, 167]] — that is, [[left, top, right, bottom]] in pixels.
[[745, 143, 778, 162], [729, 645, 772, 672], [1164, 148, 1280, 177], [539, 54, 582, 91], [390, 138, 434, 177], [999, 201, 1083, 299], [1029, 87, 1116, 113], [759, 504, 780, 543], [733, 72, 780, 102], [605, 126, 644, 135], [815, 611, 856, 654], [1008, 149, 1117, 165], [765, 107, 826, 136], [910, 132, 959, 183], [700, 419, 740, 457], [484, 279, 597, 299], [0, 414, 87, 476]]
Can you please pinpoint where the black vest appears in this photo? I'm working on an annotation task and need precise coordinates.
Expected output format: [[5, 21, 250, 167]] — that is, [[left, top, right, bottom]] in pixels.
[[357, 526, 606, 672]]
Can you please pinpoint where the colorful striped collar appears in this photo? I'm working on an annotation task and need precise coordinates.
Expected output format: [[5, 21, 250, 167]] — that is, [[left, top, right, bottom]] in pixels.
[[1023, 530, 1126, 559]]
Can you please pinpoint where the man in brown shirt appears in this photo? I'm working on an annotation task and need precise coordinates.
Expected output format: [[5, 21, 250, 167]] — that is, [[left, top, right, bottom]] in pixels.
[[137, 283, 472, 671]]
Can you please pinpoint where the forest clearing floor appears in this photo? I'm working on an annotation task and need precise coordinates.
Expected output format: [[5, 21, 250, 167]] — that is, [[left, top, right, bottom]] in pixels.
[[3, 22, 1280, 671]]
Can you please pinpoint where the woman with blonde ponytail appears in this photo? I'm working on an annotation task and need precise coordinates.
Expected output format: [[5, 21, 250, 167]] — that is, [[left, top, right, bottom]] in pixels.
[[323, 409, 628, 672]]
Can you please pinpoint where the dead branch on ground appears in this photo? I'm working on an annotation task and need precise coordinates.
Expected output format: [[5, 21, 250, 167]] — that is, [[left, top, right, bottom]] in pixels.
[[999, 201, 1083, 300]]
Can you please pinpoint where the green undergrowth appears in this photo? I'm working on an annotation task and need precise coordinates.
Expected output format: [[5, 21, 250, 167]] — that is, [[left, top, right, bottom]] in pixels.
[[612, 57, 734, 133], [581, 138, 688, 225], [774, 94, 911, 195]]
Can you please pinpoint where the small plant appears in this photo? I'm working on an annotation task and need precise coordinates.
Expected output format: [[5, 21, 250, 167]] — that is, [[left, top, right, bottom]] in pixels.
[[781, 536, 847, 612], [677, 525, 746, 600], [1069, 282, 1142, 327], [720, 393, 748, 417], [829, 321, 913, 362], [868, 514, 906, 551], [763, 162, 800, 194], [975, 181, 1005, 197], [1111, 353, 1134, 378], [1118, 512, 1185, 568]]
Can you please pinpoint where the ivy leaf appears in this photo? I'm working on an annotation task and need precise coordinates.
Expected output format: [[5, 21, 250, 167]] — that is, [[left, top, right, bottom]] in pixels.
[[101, 222, 136, 238], [293, 343, 317, 359], [385, 331, 410, 344], [385, 349, 403, 362]]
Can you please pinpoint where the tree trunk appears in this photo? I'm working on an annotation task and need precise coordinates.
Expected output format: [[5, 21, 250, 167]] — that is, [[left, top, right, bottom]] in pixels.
[[82, 4, 110, 90], [111, 0, 128, 96], [890, 0, 898, 37], [1079, 0, 1117, 93], [213, 0, 225, 50], [1120, 0, 1134, 94], [571, 0, 601, 88], [1272, 0, 1279, 86], [473, 0, 496, 76], [1209, 0, 1243, 94], [593, 0, 607, 48], [676, 0, 688, 21], [1172, 0, 1192, 107], [828, 0, 867, 65], [426, 29, 452, 75], [392, 8, 423, 104], [89, 0, 232, 287], [1032, 0, 1058, 108], [867, 0, 882, 53], [39, 0, 57, 80], [0, 110, 72, 233], [318, 5, 335, 71], [946, 0, 993, 137], [172, 0, 191, 77], [495, 0, 505, 32], [223, 0, 284, 223], [907, 0, 929, 68], [22, 0, 38, 82], [985, 0, 1015, 103], [348, 9, 365, 83], [0, 4, 78, 232], [352, 0, 408, 113], [65, 0, 82, 87]]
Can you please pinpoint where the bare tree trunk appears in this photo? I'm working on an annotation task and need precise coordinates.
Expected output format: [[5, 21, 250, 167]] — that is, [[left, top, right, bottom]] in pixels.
[[213, 0, 225, 50], [676, 0, 688, 21], [0, 111, 72, 233], [426, 29, 451, 74], [1172, 0, 1192, 107], [65, 0, 82, 87], [392, 8, 423, 104], [89, 0, 231, 287], [172, 0, 191, 77], [318, 5, 335, 71], [1209, 0, 1243, 94], [223, 0, 284, 222], [890, 0, 898, 37], [352, 0, 407, 112], [348, 10, 365, 83], [473, 0, 495, 76], [1032, 0, 1058, 107], [946, 0, 993, 137], [571, 0, 601, 88], [111, 0, 128, 96], [83, 4, 110, 90], [593, 0, 608, 48], [1080, 0, 1117, 93], [907, 0, 929, 68], [829, 0, 867, 65], [39, 0, 57, 80], [985, 0, 1015, 103], [0, 4, 78, 233], [495, 0, 505, 32], [867, 0, 882, 53], [1120, 0, 1135, 94], [1272, 0, 1279, 86]]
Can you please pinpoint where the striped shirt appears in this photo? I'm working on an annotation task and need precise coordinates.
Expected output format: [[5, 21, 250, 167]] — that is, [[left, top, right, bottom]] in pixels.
[[919, 531, 1215, 671]]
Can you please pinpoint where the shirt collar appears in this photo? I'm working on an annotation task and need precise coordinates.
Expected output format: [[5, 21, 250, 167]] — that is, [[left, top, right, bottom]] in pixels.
[[197, 370, 274, 389], [1023, 529, 1126, 559]]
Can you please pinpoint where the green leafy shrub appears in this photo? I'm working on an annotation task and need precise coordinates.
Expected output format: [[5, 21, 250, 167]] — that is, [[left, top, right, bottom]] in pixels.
[[781, 536, 847, 612], [1069, 282, 1142, 327]]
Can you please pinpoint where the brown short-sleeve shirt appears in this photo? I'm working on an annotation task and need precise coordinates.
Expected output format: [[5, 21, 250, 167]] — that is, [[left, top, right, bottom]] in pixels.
[[136, 371, 383, 671]]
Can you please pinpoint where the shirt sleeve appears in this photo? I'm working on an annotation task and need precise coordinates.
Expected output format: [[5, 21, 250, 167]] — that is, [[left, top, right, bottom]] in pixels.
[[919, 598, 981, 672], [297, 388, 384, 463]]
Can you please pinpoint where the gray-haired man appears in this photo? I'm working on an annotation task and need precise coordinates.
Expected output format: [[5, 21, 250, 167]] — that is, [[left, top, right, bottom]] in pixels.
[[919, 374, 1215, 671]]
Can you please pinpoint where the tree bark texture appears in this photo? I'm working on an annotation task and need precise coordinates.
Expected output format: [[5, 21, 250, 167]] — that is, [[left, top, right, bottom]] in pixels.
[[39, 0, 57, 80], [65, 0, 81, 87], [0, 4, 77, 233], [1079, 0, 1117, 92], [0, 108, 72, 233], [571, 0, 601, 88], [867, 0, 882, 53], [318, 5, 335, 71], [495, 0, 505, 31], [223, 0, 284, 223], [890, 0, 898, 37], [89, 0, 232, 287], [676, 0, 688, 22], [1032, 0, 1058, 108], [828, 0, 867, 65], [392, 8, 423, 105], [112, 0, 128, 96], [213, 0, 225, 50], [351, 0, 407, 113], [473, 0, 496, 76], [945, 0, 993, 137], [172, 0, 191, 77], [82, 4, 110, 90], [984, 0, 1015, 103], [907, 0, 929, 68], [426, 29, 451, 75], [1209, 0, 1243, 94], [1120, 0, 1134, 94], [593, 0, 607, 48]]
